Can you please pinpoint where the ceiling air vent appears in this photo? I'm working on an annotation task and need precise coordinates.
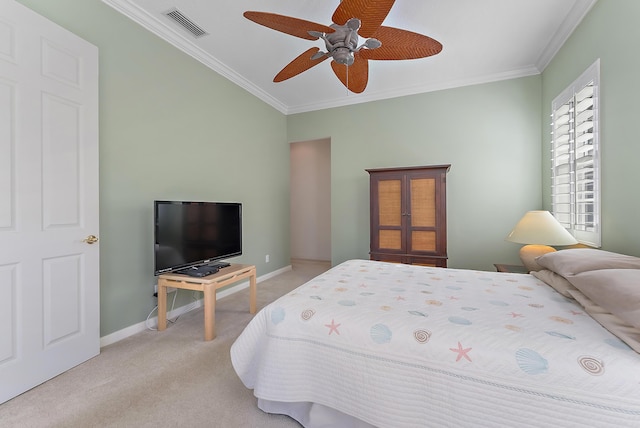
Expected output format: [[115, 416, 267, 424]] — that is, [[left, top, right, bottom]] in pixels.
[[163, 8, 209, 38]]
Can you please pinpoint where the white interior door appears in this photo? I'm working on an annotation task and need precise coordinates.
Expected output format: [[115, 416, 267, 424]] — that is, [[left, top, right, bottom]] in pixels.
[[0, 0, 99, 403]]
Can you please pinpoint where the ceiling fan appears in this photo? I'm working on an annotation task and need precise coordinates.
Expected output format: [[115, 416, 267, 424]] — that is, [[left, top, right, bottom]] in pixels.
[[244, 0, 442, 93]]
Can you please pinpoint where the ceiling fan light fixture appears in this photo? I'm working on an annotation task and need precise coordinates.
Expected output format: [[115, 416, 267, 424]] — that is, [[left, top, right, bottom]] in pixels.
[[346, 18, 361, 31], [243, 0, 442, 93], [333, 47, 355, 66], [310, 50, 327, 60], [355, 38, 381, 53]]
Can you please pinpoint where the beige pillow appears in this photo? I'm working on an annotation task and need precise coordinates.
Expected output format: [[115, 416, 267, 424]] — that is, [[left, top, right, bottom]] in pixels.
[[536, 249, 640, 277], [530, 269, 577, 298], [567, 269, 640, 330], [567, 288, 640, 353]]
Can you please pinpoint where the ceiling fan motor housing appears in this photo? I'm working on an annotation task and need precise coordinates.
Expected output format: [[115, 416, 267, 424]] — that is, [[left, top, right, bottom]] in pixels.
[[332, 47, 354, 65], [326, 23, 359, 65]]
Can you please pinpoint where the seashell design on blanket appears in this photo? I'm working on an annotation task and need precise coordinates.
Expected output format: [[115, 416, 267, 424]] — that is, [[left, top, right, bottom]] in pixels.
[[515, 348, 548, 375], [408, 310, 428, 317], [448, 316, 472, 326], [604, 337, 630, 350], [370, 323, 392, 344], [578, 356, 605, 376], [545, 331, 575, 340], [300, 309, 315, 321], [413, 329, 431, 343], [549, 316, 573, 324], [271, 307, 286, 325]]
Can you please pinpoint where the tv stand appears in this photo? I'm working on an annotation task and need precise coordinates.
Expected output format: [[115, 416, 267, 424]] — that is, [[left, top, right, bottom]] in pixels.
[[157, 264, 256, 341]]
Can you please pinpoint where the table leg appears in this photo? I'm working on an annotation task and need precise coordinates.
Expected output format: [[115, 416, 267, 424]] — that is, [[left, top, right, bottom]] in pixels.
[[157, 280, 167, 331], [203, 284, 216, 341], [249, 268, 257, 314]]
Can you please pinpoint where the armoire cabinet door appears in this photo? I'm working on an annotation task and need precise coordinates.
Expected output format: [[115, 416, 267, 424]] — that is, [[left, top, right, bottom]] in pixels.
[[375, 176, 404, 252], [408, 175, 437, 254]]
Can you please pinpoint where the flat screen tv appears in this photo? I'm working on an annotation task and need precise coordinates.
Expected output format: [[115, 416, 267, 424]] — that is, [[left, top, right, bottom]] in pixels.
[[154, 201, 242, 275]]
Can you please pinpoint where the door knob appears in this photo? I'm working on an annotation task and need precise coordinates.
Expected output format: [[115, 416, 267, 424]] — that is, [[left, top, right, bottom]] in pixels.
[[83, 235, 99, 244]]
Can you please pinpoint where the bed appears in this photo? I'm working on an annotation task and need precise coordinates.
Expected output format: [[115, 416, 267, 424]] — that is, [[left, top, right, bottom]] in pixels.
[[231, 250, 640, 427]]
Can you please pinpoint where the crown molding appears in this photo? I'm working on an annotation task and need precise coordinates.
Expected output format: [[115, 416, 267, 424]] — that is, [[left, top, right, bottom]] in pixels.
[[286, 66, 541, 114], [535, 0, 598, 71]]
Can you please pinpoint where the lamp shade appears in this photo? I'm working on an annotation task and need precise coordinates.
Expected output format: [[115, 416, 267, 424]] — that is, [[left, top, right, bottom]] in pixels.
[[506, 211, 578, 272], [506, 211, 578, 246]]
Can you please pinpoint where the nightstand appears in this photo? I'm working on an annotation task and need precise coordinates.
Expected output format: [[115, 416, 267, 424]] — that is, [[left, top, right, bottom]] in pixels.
[[494, 264, 529, 274]]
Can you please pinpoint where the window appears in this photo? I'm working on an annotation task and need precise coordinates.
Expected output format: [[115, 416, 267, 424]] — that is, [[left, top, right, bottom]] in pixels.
[[550, 59, 600, 247]]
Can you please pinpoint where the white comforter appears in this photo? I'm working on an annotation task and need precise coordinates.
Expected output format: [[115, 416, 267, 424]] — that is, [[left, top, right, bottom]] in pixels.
[[231, 260, 640, 427]]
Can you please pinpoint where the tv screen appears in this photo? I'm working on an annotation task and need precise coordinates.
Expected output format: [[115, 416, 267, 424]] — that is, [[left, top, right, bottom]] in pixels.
[[154, 201, 242, 275]]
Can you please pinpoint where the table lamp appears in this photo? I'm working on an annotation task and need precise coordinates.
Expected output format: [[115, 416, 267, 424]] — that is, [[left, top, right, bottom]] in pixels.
[[505, 210, 578, 272]]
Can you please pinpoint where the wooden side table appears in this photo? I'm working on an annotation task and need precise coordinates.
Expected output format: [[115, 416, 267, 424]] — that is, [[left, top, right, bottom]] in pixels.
[[157, 264, 256, 341], [494, 263, 529, 274]]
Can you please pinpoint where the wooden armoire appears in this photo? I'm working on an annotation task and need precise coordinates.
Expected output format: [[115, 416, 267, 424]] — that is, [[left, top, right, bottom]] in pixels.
[[366, 165, 450, 267]]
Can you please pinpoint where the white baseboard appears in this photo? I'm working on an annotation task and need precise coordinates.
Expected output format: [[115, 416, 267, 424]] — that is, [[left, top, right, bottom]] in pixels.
[[100, 264, 292, 348]]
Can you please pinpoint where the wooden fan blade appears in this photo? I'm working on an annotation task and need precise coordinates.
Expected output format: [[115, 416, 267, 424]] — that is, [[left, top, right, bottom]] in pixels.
[[331, 53, 368, 93], [244, 11, 334, 40], [360, 26, 443, 60], [332, 0, 395, 38], [274, 48, 329, 82]]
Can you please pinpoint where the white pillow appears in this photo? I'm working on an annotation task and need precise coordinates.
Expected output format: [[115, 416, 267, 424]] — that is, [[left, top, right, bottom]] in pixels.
[[567, 269, 640, 330], [530, 269, 577, 298], [536, 249, 640, 277]]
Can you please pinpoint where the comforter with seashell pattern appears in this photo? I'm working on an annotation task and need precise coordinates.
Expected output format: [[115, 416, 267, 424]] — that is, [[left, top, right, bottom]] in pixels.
[[231, 260, 640, 427]]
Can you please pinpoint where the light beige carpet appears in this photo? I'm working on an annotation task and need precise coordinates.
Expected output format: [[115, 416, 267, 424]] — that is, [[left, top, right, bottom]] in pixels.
[[0, 260, 330, 428]]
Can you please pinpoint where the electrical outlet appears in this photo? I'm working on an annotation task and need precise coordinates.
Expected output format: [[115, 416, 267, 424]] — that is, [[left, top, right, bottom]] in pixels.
[[154, 284, 157, 294], [265, 254, 270, 263]]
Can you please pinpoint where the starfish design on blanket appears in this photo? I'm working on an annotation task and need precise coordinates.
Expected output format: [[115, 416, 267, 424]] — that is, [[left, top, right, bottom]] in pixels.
[[509, 312, 524, 318], [325, 319, 341, 335], [450, 341, 472, 362]]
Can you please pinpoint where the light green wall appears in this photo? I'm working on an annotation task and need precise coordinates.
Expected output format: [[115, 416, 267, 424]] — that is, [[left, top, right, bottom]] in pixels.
[[541, 0, 640, 257], [21, 0, 634, 339], [287, 77, 543, 270], [18, 0, 290, 336]]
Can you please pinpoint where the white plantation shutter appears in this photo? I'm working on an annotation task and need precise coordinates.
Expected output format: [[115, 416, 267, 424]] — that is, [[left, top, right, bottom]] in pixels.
[[551, 102, 572, 227], [550, 60, 600, 247]]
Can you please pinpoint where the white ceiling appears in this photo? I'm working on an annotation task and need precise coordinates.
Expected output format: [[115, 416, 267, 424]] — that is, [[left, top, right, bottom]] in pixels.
[[102, 0, 597, 115]]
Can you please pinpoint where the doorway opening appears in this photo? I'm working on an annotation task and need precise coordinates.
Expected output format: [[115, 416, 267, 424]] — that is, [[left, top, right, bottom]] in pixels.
[[290, 138, 331, 269]]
